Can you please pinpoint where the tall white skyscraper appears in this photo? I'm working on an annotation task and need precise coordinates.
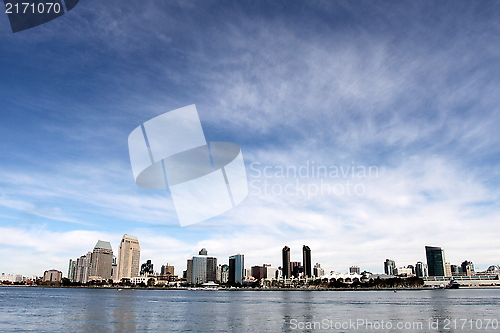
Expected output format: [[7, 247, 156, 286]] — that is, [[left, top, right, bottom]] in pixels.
[[117, 234, 141, 281]]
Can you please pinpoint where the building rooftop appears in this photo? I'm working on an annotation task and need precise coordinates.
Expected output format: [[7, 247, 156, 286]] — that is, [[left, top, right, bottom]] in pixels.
[[94, 240, 113, 250]]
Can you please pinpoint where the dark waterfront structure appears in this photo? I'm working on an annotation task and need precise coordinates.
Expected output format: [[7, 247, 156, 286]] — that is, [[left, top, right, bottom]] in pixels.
[[302, 245, 312, 278], [426, 246, 446, 276], [282, 246, 291, 279]]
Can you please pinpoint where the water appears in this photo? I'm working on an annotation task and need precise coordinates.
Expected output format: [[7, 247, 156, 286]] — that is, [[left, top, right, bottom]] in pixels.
[[1, 287, 499, 332]]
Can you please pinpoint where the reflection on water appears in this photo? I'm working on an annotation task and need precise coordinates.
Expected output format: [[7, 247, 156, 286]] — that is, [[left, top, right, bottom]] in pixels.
[[1, 287, 499, 332], [113, 289, 137, 332]]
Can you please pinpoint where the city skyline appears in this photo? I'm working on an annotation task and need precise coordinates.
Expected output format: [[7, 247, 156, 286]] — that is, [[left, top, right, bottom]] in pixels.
[[3, 238, 499, 284], [1, 1, 499, 278], [3, 232, 499, 278]]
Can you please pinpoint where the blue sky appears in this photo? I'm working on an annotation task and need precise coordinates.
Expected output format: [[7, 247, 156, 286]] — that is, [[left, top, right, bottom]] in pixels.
[[1, 0, 499, 277]]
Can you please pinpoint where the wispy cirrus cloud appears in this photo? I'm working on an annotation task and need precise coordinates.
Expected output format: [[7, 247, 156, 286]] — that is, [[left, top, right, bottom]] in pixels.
[[0, 1, 499, 276]]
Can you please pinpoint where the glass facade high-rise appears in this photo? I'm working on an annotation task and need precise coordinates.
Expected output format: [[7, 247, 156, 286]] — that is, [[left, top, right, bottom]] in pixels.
[[117, 234, 141, 281], [302, 245, 312, 278], [384, 259, 396, 275], [425, 246, 446, 277], [282, 246, 291, 279], [229, 254, 244, 285], [67, 259, 76, 282], [415, 261, 428, 278], [188, 249, 217, 285]]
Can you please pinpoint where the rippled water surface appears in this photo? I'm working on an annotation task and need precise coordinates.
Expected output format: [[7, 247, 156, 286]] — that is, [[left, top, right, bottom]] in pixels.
[[1, 287, 499, 332]]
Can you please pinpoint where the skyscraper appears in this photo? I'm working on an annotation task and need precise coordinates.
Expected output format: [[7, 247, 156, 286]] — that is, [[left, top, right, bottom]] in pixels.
[[89, 240, 114, 281], [313, 263, 324, 277], [415, 261, 428, 278], [216, 264, 229, 283], [425, 246, 446, 277], [302, 245, 312, 278], [189, 249, 217, 284], [251, 266, 266, 280], [290, 261, 302, 278], [461, 260, 475, 276], [74, 252, 92, 283], [67, 259, 76, 282], [160, 264, 175, 276], [140, 259, 154, 276], [117, 234, 141, 281], [111, 256, 118, 281], [384, 259, 396, 275], [229, 254, 244, 285], [282, 246, 291, 279], [186, 259, 193, 284]]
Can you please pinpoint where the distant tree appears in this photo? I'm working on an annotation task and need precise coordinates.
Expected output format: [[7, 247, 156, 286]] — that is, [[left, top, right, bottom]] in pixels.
[[61, 278, 72, 286]]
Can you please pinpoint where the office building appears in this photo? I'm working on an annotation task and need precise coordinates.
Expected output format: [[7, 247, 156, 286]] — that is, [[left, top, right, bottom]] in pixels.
[[425, 246, 446, 277], [67, 259, 76, 282], [216, 264, 229, 283], [189, 249, 217, 284], [251, 266, 266, 280], [395, 266, 414, 277], [117, 234, 141, 281], [314, 263, 324, 277], [140, 259, 154, 276], [415, 261, 428, 278], [282, 246, 291, 279], [43, 270, 62, 282], [384, 259, 396, 275], [111, 256, 118, 281], [186, 259, 193, 284], [445, 263, 452, 277], [350, 266, 361, 275], [229, 254, 244, 285], [89, 240, 114, 281], [302, 245, 312, 278], [265, 265, 278, 280], [161, 264, 175, 276], [74, 252, 92, 283], [461, 260, 475, 276], [290, 261, 302, 278]]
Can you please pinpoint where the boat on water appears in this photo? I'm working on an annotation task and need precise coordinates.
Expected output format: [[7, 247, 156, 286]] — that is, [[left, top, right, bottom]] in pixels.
[[446, 280, 460, 289]]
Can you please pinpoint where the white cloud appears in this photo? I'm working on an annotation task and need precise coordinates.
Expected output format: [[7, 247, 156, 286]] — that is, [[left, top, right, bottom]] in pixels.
[[1, 1, 499, 278]]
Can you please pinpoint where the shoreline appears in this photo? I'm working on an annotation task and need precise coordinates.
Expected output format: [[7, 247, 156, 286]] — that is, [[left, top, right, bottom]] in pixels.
[[2, 285, 500, 291]]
